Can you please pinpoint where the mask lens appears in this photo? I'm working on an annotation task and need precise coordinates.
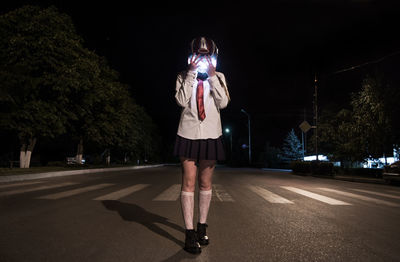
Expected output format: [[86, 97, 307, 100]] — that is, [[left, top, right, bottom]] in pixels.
[[187, 54, 217, 73]]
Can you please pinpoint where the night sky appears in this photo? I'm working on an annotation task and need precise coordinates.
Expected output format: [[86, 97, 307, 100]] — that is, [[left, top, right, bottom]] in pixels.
[[2, 1, 400, 160]]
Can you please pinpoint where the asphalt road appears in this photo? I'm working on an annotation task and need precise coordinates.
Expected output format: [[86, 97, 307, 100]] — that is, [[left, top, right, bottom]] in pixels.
[[1, 165, 400, 262]]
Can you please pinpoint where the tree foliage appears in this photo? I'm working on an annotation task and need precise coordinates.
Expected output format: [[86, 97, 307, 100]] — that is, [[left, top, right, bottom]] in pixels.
[[351, 73, 392, 159], [0, 5, 78, 141], [0, 5, 161, 166], [282, 129, 303, 161], [315, 108, 364, 162], [314, 72, 398, 164]]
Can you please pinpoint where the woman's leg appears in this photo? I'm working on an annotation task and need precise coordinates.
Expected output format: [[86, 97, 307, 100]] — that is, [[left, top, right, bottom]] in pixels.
[[180, 157, 197, 230], [180, 157, 197, 192], [197, 159, 216, 224]]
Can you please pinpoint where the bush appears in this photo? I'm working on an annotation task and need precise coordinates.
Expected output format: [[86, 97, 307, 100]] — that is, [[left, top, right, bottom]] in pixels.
[[311, 161, 334, 176], [291, 161, 334, 176], [290, 161, 311, 174], [338, 168, 383, 178]]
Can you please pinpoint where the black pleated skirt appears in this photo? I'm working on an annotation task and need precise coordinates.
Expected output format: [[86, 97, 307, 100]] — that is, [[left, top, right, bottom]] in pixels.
[[173, 134, 226, 162]]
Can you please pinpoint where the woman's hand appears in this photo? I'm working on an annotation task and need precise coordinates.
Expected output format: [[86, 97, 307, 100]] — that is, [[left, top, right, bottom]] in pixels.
[[188, 53, 201, 72], [206, 56, 216, 77]]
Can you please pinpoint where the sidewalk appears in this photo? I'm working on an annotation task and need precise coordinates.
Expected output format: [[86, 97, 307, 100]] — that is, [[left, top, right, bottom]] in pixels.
[[0, 164, 165, 183]]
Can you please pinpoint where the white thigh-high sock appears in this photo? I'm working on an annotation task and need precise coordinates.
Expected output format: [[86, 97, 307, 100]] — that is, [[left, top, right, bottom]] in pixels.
[[199, 189, 212, 224], [180, 191, 195, 230]]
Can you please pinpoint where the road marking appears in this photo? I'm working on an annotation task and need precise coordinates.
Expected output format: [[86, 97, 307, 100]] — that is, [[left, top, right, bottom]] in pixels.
[[248, 185, 293, 204], [0, 181, 45, 189], [36, 183, 114, 200], [351, 189, 400, 200], [386, 190, 400, 195], [0, 182, 78, 197], [153, 184, 182, 201], [213, 184, 234, 202], [94, 184, 150, 200], [281, 186, 352, 205], [318, 188, 400, 207]]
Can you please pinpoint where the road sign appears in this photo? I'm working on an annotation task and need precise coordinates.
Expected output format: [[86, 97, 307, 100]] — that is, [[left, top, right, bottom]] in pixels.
[[299, 121, 312, 133]]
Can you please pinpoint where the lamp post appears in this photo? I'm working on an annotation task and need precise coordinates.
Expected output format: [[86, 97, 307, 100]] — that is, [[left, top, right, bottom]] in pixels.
[[225, 128, 232, 160], [241, 109, 251, 165]]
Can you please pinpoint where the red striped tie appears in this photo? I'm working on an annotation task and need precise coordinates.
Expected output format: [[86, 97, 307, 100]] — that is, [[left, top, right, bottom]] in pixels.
[[196, 79, 206, 121]]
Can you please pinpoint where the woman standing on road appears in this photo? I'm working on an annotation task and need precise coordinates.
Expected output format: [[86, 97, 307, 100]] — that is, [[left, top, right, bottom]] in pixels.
[[173, 37, 231, 254]]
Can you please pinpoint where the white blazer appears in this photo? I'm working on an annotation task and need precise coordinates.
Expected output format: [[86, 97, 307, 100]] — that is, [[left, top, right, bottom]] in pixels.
[[175, 70, 231, 140]]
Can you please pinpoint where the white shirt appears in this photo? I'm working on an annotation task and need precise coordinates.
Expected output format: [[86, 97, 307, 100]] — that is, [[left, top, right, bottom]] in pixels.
[[175, 70, 231, 139]]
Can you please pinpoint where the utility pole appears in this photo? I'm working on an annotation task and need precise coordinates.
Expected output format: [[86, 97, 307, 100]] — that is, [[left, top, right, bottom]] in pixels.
[[313, 73, 319, 161], [302, 108, 306, 159], [241, 109, 251, 165]]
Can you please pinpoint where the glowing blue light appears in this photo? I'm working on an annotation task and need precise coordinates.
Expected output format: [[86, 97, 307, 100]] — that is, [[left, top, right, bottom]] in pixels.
[[188, 55, 217, 74]]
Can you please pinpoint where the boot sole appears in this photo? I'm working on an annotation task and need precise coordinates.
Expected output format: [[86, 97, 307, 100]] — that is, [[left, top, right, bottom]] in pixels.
[[184, 246, 201, 254], [198, 239, 209, 245]]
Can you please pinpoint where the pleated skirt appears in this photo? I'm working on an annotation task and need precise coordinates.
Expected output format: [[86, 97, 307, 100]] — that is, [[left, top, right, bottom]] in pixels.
[[173, 134, 226, 162]]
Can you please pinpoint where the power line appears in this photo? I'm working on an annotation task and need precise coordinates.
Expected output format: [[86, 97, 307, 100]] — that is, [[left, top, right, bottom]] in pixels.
[[328, 50, 400, 76]]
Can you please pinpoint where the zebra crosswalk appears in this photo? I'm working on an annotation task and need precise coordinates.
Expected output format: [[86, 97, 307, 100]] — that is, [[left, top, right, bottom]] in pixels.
[[0, 182, 78, 197], [0, 180, 400, 208], [248, 185, 293, 204], [350, 188, 400, 200], [318, 188, 400, 207], [37, 183, 114, 200], [153, 184, 181, 201], [94, 184, 150, 201], [281, 186, 351, 205]]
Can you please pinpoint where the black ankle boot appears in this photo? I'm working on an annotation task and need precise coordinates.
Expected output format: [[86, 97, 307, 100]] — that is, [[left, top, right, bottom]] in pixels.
[[184, 229, 201, 254], [196, 222, 209, 245]]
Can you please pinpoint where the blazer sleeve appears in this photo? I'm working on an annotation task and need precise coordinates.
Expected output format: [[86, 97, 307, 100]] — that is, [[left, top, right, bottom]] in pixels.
[[208, 72, 231, 109], [175, 70, 197, 108]]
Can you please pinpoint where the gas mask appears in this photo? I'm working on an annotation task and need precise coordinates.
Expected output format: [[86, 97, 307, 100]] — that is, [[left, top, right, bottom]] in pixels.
[[187, 54, 217, 74]]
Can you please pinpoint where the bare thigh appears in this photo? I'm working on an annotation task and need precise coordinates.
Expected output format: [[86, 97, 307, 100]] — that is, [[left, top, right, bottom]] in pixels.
[[180, 157, 197, 192], [198, 159, 216, 191]]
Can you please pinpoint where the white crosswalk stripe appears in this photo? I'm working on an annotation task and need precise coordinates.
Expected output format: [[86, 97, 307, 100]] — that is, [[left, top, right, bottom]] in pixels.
[[281, 186, 352, 205], [351, 188, 400, 200], [248, 185, 293, 204], [3, 180, 399, 208], [213, 184, 234, 202], [387, 190, 400, 195], [36, 183, 114, 200], [94, 184, 150, 201], [0, 181, 45, 189], [153, 184, 181, 201], [152, 184, 234, 202], [318, 188, 400, 207], [0, 182, 78, 197]]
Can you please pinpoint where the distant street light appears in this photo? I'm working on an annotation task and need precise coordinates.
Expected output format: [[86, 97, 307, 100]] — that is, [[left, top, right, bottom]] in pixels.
[[241, 109, 251, 165], [224, 128, 232, 160]]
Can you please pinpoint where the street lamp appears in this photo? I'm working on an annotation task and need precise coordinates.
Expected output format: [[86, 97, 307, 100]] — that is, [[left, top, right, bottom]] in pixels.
[[241, 109, 251, 165], [224, 128, 232, 160]]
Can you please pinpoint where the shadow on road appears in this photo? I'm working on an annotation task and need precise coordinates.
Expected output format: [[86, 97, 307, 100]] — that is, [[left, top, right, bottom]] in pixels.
[[102, 200, 203, 260], [102, 200, 185, 246]]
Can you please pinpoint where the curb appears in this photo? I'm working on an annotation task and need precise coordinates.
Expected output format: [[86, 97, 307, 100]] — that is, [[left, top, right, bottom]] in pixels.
[[310, 174, 386, 185], [261, 168, 292, 172], [333, 175, 387, 185], [291, 172, 387, 185], [0, 164, 165, 183]]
